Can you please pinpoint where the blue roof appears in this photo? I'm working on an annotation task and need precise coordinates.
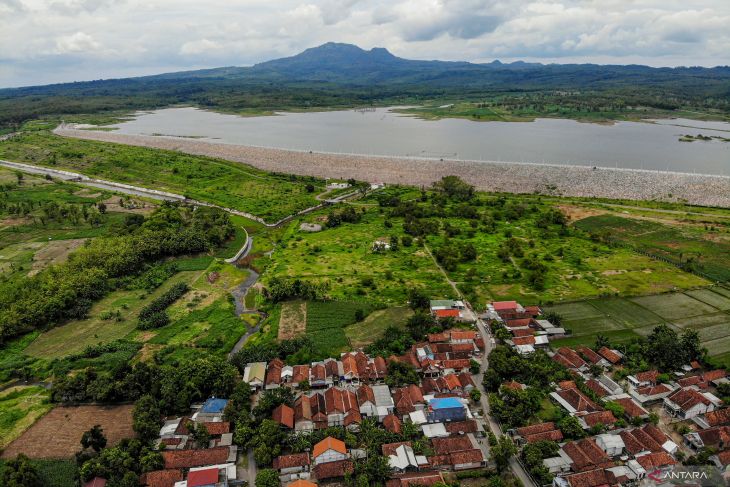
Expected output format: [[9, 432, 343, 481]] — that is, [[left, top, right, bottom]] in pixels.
[[201, 398, 228, 413], [429, 397, 462, 410]]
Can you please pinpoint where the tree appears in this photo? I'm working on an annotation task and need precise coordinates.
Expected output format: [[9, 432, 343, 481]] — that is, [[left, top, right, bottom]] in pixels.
[[558, 415, 586, 440], [385, 360, 419, 387], [407, 288, 430, 310], [470, 389, 482, 402], [542, 311, 563, 327], [81, 425, 108, 452], [492, 435, 517, 472], [187, 421, 211, 448], [432, 176, 475, 202], [133, 395, 162, 443], [97, 202, 107, 214], [1, 454, 41, 487], [256, 469, 280, 487], [595, 334, 610, 349]]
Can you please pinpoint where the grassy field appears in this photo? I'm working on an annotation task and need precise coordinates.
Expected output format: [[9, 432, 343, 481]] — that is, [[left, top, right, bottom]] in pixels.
[[574, 214, 730, 282], [305, 301, 379, 357], [0, 386, 52, 450], [0, 131, 324, 223], [265, 207, 455, 304], [344, 306, 413, 348], [548, 286, 730, 366]]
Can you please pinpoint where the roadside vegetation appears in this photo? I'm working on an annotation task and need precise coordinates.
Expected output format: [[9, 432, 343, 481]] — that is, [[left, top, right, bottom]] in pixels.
[[0, 131, 324, 223]]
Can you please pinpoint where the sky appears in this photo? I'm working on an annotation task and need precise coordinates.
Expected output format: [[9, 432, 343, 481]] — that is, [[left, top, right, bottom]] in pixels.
[[1, 0, 729, 88]]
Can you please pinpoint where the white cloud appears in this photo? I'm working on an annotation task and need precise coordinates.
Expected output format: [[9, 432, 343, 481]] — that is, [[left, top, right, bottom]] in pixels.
[[54, 31, 101, 53], [0, 0, 728, 87], [180, 38, 222, 55]]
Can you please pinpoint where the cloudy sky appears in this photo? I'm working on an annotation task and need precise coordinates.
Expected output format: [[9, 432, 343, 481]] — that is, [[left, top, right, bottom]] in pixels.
[[1, 0, 728, 88]]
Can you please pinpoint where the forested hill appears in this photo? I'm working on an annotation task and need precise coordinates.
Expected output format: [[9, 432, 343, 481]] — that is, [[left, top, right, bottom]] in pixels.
[[1, 42, 729, 129]]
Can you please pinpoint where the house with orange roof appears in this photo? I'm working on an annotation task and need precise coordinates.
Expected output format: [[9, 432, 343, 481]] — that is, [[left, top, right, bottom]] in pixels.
[[663, 387, 715, 419], [272, 404, 294, 429], [312, 436, 348, 465]]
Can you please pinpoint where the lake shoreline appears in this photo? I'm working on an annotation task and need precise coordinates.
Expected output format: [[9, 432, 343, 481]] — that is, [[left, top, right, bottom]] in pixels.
[[54, 127, 730, 208]]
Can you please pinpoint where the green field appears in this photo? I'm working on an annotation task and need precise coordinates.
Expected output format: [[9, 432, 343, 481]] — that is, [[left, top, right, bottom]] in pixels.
[[574, 214, 730, 282], [344, 306, 413, 348], [0, 131, 324, 223], [0, 386, 52, 449], [548, 287, 730, 365], [265, 206, 455, 304], [305, 301, 379, 357]]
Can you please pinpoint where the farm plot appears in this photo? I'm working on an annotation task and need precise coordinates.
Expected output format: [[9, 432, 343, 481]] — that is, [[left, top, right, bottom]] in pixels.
[[697, 323, 730, 343], [685, 288, 730, 311], [305, 301, 378, 357], [673, 313, 730, 330], [0, 386, 52, 449], [704, 336, 730, 357], [587, 297, 664, 328], [1, 404, 134, 459], [711, 286, 730, 299], [345, 306, 413, 348], [630, 293, 719, 321], [547, 301, 603, 322], [278, 300, 307, 340]]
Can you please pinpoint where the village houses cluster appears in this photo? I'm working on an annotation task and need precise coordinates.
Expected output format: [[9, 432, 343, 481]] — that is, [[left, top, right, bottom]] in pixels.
[[131, 298, 730, 487], [489, 300, 730, 487]]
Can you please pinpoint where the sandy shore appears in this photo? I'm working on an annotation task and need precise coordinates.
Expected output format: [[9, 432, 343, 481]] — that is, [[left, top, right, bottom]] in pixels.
[[54, 128, 730, 208]]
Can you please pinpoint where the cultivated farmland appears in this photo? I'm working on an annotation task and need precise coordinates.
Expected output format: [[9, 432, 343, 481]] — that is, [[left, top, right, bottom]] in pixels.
[[1, 404, 134, 459], [548, 286, 730, 367]]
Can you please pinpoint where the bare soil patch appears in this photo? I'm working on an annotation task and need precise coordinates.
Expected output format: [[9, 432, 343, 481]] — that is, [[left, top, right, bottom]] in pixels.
[[1, 404, 135, 459], [558, 205, 607, 222], [278, 300, 307, 340], [28, 238, 85, 276], [101, 196, 156, 214]]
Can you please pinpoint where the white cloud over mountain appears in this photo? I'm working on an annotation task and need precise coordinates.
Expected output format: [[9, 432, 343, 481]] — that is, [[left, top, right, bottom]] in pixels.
[[0, 0, 728, 87]]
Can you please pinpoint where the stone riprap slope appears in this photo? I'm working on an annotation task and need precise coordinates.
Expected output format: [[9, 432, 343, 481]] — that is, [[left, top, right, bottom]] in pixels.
[[55, 127, 730, 208]]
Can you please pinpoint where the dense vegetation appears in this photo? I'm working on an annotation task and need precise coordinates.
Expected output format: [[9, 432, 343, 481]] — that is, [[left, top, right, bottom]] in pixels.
[[1, 43, 728, 130], [0, 202, 233, 343]]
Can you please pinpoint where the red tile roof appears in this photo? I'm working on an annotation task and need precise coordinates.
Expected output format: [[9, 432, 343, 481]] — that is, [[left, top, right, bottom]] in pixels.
[[635, 370, 659, 384], [140, 470, 183, 487], [505, 318, 533, 328], [428, 332, 449, 343], [562, 438, 613, 472], [516, 422, 557, 436], [273, 453, 310, 470], [445, 420, 479, 434], [585, 379, 608, 398], [554, 348, 587, 369], [525, 430, 564, 443], [705, 408, 730, 427], [204, 422, 230, 436], [583, 410, 617, 428], [84, 478, 107, 487], [289, 481, 317, 487], [512, 328, 536, 337], [613, 397, 648, 418], [635, 384, 673, 397], [695, 426, 730, 449], [161, 447, 230, 470], [451, 330, 477, 341], [635, 452, 677, 470], [556, 388, 601, 413], [292, 365, 310, 383], [357, 384, 376, 404], [386, 472, 444, 487], [187, 468, 219, 487], [512, 336, 536, 345], [313, 436, 346, 458], [563, 468, 616, 487], [432, 435, 474, 455], [441, 359, 470, 370], [597, 347, 621, 364], [502, 381, 526, 391], [313, 459, 353, 480], [272, 404, 294, 429], [435, 309, 460, 318], [702, 369, 727, 382], [383, 414, 402, 434], [577, 347, 604, 365], [666, 388, 711, 412], [619, 425, 665, 454], [493, 301, 518, 311]]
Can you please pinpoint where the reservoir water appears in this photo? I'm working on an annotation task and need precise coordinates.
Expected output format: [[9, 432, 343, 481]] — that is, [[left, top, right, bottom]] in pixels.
[[109, 107, 730, 175]]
